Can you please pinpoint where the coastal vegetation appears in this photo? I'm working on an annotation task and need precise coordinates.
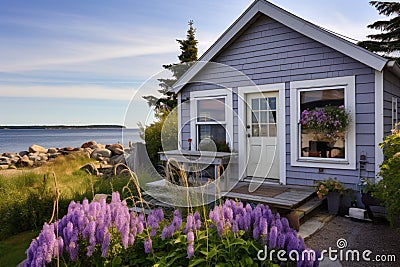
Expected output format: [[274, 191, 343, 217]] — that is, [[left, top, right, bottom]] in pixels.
[[0, 152, 138, 266]]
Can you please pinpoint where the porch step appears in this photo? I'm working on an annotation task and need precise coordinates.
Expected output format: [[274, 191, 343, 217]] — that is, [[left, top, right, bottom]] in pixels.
[[294, 196, 326, 223]]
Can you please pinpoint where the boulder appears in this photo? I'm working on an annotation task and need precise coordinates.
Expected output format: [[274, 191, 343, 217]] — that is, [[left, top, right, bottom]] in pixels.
[[19, 156, 34, 167], [19, 151, 29, 157], [0, 157, 10, 165], [90, 143, 105, 150], [29, 154, 41, 162], [110, 154, 126, 165], [91, 148, 112, 159], [29, 144, 48, 154], [47, 148, 58, 154], [8, 165, 17, 169], [63, 146, 75, 152], [0, 165, 8, 170], [47, 153, 59, 159], [10, 157, 20, 164], [2, 152, 18, 158], [81, 141, 97, 149], [106, 144, 124, 155]]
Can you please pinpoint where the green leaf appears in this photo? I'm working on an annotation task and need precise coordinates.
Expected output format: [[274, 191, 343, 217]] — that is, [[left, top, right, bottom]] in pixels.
[[111, 256, 122, 267], [188, 258, 206, 267]]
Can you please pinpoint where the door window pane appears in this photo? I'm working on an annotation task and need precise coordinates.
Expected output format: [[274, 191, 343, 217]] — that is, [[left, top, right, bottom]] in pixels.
[[250, 96, 277, 137]]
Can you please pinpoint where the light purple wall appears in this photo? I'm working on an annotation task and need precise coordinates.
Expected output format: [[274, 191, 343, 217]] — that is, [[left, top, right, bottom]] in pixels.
[[383, 71, 400, 135], [180, 14, 377, 187]]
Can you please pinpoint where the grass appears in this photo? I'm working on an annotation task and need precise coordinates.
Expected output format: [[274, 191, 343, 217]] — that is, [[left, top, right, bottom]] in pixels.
[[0, 230, 38, 266]]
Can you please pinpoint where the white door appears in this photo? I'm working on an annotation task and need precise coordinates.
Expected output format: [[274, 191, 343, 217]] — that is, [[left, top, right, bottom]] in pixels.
[[246, 92, 279, 180]]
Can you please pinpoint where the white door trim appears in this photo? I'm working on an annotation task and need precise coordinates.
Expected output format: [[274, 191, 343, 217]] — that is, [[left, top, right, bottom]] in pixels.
[[238, 83, 286, 185]]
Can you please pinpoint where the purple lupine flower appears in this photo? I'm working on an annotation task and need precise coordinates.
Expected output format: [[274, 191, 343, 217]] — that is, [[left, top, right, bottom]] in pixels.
[[101, 231, 110, 258], [275, 217, 283, 233], [232, 220, 239, 233], [223, 206, 233, 222], [281, 217, 290, 232], [187, 244, 194, 258], [194, 211, 201, 230], [184, 214, 194, 233], [269, 226, 278, 248], [172, 210, 182, 231], [277, 233, 286, 249], [137, 214, 145, 234], [286, 233, 299, 253], [161, 225, 174, 240], [253, 226, 260, 240], [216, 220, 224, 237], [25, 239, 38, 267], [144, 237, 152, 254], [243, 210, 252, 231], [187, 230, 195, 258]]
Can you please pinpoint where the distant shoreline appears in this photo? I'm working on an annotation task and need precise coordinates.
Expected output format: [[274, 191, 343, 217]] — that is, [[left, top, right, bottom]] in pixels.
[[0, 125, 127, 130]]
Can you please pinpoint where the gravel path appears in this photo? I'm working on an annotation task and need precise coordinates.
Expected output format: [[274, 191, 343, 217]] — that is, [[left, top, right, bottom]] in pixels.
[[306, 215, 400, 267]]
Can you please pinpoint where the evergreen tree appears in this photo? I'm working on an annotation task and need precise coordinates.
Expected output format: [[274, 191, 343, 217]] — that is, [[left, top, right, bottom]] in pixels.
[[141, 21, 198, 165], [358, 1, 400, 61], [143, 20, 198, 115]]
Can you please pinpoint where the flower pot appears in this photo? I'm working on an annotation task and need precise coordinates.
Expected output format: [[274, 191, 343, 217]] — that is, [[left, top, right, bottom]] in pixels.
[[339, 191, 354, 216], [327, 192, 341, 214]]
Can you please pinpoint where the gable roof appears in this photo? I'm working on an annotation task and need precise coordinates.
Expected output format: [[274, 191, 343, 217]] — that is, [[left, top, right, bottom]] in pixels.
[[173, 0, 388, 93]]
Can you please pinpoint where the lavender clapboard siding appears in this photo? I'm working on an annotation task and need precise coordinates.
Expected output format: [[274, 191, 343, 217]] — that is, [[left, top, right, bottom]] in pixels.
[[179, 14, 376, 186], [383, 71, 400, 135]]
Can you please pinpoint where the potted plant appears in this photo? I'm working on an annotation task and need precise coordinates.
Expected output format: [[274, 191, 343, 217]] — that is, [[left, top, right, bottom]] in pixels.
[[299, 105, 351, 143], [315, 177, 344, 214]]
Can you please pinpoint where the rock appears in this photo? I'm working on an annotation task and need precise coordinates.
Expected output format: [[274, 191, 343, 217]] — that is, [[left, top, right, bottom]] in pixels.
[[63, 147, 75, 151], [107, 144, 124, 155], [2, 152, 18, 158], [10, 157, 20, 164], [47, 148, 57, 154], [8, 165, 17, 169], [40, 155, 48, 161], [29, 144, 48, 154], [29, 155, 41, 162], [91, 148, 112, 159], [110, 154, 126, 165], [19, 151, 29, 157], [80, 163, 99, 175], [90, 143, 105, 150], [47, 153, 59, 159], [0, 157, 11, 166], [19, 156, 33, 167], [81, 141, 97, 149], [0, 165, 8, 170]]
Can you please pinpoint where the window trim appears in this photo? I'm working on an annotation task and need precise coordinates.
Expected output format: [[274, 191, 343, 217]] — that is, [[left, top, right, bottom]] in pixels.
[[190, 89, 233, 151], [290, 76, 356, 170]]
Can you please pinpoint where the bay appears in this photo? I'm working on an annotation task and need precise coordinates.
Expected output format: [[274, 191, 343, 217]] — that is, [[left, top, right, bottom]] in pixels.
[[0, 128, 142, 153]]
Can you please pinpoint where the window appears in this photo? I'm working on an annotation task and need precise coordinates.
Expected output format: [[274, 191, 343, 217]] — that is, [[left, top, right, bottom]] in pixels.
[[197, 98, 226, 148], [300, 89, 345, 159], [392, 97, 398, 129], [190, 89, 233, 152], [290, 76, 356, 170], [250, 97, 277, 137]]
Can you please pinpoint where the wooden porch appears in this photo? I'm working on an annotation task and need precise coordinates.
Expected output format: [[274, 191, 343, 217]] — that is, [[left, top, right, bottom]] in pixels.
[[222, 181, 325, 221]]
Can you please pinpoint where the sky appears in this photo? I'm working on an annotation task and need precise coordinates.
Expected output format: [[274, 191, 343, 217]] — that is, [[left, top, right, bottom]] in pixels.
[[0, 0, 392, 128]]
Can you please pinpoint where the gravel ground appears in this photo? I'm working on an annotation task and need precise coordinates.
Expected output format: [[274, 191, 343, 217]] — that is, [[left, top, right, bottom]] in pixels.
[[306, 215, 400, 267]]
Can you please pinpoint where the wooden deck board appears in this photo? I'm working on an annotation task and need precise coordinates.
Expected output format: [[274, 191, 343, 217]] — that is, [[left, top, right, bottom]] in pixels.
[[223, 182, 315, 209]]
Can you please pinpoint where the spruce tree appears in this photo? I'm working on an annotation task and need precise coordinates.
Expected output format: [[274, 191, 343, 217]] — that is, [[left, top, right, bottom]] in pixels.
[[358, 1, 400, 61], [143, 20, 198, 114], [141, 21, 198, 165]]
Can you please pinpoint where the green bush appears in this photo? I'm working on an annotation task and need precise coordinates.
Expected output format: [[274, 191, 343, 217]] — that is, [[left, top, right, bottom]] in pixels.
[[141, 109, 178, 165], [377, 130, 400, 226]]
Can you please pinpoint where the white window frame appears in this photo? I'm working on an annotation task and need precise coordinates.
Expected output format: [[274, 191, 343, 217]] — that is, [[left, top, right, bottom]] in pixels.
[[190, 89, 233, 151], [290, 76, 356, 170], [392, 96, 398, 129]]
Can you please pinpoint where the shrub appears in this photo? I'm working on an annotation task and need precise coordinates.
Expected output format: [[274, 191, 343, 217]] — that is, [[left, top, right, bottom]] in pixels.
[[377, 129, 400, 226], [25, 194, 319, 266]]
